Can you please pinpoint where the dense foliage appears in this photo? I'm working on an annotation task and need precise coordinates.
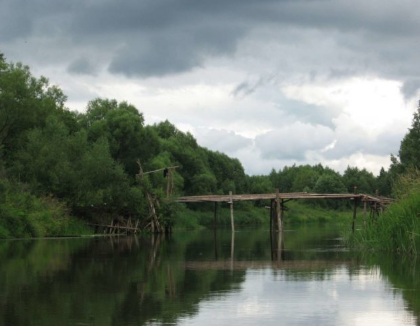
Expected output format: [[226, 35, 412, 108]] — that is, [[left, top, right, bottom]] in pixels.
[[1, 54, 418, 238], [351, 169, 420, 254], [0, 55, 250, 235]]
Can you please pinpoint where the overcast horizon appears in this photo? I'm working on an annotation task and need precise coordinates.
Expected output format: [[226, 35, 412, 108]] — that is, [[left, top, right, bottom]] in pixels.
[[1, 0, 419, 176]]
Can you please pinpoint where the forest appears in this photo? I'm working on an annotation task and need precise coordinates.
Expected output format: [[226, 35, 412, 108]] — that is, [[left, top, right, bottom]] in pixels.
[[1, 53, 419, 238]]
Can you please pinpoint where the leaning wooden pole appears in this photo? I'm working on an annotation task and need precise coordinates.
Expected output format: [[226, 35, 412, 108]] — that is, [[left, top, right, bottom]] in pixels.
[[229, 191, 235, 233], [352, 186, 357, 233]]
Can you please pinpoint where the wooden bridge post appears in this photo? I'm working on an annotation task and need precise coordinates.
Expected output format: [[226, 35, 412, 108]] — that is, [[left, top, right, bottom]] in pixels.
[[213, 202, 218, 230], [352, 186, 358, 233], [230, 230, 235, 272], [269, 199, 273, 233], [275, 189, 282, 232], [229, 191, 235, 233]]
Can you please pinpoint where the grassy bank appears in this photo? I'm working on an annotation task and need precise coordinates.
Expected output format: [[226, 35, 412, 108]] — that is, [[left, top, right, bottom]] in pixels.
[[286, 201, 353, 224], [349, 190, 420, 254], [348, 169, 420, 255], [0, 179, 91, 239]]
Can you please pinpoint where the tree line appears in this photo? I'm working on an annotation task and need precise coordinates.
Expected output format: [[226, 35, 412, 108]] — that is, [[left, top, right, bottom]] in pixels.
[[1, 53, 419, 234]]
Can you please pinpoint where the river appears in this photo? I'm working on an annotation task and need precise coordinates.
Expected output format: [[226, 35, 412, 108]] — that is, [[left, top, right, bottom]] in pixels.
[[0, 224, 419, 325]]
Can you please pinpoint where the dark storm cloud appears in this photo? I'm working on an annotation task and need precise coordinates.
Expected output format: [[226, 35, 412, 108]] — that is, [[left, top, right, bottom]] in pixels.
[[67, 57, 98, 76], [1, 0, 419, 89], [108, 23, 244, 77], [402, 79, 420, 100]]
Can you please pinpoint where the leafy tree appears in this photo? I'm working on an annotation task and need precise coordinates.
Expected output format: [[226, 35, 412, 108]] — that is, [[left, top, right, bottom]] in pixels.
[[155, 120, 179, 139], [248, 175, 272, 194], [313, 174, 347, 194], [274, 165, 298, 192], [81, 98, 160, 176], [398, 102, 420, 170], [342, 166, 376, 194], [14, 117, 136, 222], [190, 172, 217, 195], [206, 150, 247, 194], [313, 174, 347, 209], [0, 59, 68, 158], [291, 165, 320, 192], [376, 167, 392, 197]]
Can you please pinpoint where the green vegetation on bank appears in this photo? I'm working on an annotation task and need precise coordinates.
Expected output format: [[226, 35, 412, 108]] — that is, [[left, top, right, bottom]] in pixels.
[[0, 177, 90, 238], [0, 53, 417, 239], [349, 103, 420, 254], [349, 169, 420, 254]]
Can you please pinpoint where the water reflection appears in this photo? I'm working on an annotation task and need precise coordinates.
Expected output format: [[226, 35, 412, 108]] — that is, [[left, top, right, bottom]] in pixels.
[[0, 225, 418, 326]]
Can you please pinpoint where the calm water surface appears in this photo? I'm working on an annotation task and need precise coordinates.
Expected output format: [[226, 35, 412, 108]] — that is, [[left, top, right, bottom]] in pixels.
[[0, 224, 419, 326]]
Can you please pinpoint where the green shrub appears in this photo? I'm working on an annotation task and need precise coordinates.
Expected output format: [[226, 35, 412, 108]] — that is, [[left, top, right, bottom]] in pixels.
[[0, 177, 92, 238]]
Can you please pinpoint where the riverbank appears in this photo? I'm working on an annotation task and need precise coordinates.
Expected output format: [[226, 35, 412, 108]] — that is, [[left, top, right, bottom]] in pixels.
[[0, 179, 91, 239], [0, 186, 354, 238], [348, 169, 420, 255], [349, 190, 420, 254]]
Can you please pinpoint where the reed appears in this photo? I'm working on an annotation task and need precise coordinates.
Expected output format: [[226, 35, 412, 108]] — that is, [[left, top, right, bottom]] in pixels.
[[350, 169, 420, 255]]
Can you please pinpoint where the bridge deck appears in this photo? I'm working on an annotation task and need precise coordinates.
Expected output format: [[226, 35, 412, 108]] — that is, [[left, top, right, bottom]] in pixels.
[[175, 192, 393, 204]]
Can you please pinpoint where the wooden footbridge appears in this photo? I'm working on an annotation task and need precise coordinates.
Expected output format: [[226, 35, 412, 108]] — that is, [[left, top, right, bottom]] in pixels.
[[130, 162, 394, 234], [175, 188, 393, 233]]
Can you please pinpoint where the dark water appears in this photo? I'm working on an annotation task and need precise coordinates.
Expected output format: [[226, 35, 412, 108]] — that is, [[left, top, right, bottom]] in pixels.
[[0, 224, 419, 326]]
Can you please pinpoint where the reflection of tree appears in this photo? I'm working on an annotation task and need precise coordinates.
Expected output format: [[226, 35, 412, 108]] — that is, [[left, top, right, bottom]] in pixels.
[[0, 234, 245, 325], [0, 226, 367, 325], [361, 254, 420, 323]]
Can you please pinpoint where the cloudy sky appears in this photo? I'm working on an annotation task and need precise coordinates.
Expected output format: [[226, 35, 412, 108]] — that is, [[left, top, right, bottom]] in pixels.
[[1, 0, 419, 175]]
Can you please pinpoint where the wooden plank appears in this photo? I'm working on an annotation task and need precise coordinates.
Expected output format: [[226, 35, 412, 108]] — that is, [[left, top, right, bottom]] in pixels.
[[174, 192, 393, 206], [141, 166, 179, 176]]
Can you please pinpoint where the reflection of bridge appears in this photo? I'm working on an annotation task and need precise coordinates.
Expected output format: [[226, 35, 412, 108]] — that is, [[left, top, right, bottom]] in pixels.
[[175, 189, 394, 232], [186, 230, 353, 271]]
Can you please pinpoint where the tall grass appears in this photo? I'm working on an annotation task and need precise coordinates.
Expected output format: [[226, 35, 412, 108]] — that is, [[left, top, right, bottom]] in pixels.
[[350, 168, 420, 255], [0, 178, 92, 239]]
